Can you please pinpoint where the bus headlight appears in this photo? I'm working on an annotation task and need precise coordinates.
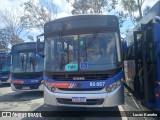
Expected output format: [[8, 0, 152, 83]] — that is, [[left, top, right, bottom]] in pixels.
[[45, 82, 56, 92], [105, 80, 121, 93]]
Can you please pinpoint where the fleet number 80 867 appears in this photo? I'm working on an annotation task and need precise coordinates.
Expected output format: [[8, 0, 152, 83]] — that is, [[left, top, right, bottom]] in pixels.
[[90, 82, 105, 87]]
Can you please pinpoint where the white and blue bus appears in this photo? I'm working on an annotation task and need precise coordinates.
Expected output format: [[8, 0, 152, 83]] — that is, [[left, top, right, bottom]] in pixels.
[[0, 52, 10, 84], [37, 15, 124, 107], [10, 42, 44, 91], [123, 1, 160, 111]]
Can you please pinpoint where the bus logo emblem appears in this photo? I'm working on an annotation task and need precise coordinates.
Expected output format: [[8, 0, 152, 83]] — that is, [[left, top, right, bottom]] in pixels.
[[73, 77, 85, 80]]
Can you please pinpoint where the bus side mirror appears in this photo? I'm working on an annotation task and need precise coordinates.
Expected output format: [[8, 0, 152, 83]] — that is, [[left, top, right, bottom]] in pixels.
[[36, 35, 45, 58]]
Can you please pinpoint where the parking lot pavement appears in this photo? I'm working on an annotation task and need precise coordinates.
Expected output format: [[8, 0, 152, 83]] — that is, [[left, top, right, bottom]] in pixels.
[[122, 89, 160, 120], [0, 84, 159, 120]]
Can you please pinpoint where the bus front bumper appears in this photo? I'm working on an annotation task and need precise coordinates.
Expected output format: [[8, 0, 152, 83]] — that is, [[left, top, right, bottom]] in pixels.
[[44, 85, 124, 107], [0, 78, 10, 84], [11, 83, 44, 91]]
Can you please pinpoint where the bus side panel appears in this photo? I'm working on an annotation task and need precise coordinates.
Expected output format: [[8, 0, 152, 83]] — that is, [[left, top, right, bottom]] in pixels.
[[154, 23, 160, 110]]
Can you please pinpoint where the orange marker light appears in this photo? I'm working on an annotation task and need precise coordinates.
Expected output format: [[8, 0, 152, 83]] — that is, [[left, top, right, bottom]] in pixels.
[[155, 94, 159, 97]]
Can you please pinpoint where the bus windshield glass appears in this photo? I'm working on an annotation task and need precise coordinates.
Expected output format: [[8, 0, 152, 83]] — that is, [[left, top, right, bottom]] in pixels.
[[45, 32, 121, 72], [0, 53, 10, 72], [11, 52, 43, 73]]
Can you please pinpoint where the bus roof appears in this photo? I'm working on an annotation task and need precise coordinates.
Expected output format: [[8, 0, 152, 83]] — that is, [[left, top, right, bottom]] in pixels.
[[12, 42, 36, 47], [11, 42, 44, 53], [44, 15, 119, 34], [0, 52, 7, 54]]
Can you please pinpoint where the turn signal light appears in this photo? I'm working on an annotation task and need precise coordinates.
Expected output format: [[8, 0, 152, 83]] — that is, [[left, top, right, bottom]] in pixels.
[[45, 82, 56, 92], [155, 94, 159, 97]]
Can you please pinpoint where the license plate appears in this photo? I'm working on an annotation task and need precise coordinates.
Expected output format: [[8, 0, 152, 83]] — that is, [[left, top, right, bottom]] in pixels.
[[22, 86, 30, 90], [72, 97, 86, 102]]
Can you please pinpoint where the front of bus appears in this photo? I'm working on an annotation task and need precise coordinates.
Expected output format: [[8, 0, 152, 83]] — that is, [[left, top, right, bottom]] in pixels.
[[10, 42, 44, 91], [42, 15, 124, 107], [0, 52, 10, 84]]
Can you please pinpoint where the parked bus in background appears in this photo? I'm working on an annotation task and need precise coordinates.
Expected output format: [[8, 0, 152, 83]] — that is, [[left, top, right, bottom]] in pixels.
[[123, 1, 160, 111], [10, 42, 44, 91], [0, 51, 10, 84], [37, 15, 124, 107]]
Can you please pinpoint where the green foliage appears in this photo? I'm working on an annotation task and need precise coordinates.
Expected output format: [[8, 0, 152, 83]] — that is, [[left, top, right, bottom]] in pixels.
[[120, 0, 146, 25], [21, 0, 57, 29], [67, 0, 117, 14], [121, 0, 138, 12], [27, 35, 34, 42], [0, 29, 9, 51]]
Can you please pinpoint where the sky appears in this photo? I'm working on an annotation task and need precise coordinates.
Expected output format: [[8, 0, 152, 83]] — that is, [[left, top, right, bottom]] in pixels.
[[0, 0, 159, 41]]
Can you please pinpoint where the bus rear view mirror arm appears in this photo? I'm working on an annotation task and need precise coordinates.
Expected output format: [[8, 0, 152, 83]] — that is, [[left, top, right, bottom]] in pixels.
[[36, 33, 44, 53]]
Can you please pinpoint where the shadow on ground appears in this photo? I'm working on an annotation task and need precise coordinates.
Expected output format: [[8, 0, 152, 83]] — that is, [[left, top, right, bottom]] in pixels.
[[0, 91, 43, 102], [0, 83, 10, 88]]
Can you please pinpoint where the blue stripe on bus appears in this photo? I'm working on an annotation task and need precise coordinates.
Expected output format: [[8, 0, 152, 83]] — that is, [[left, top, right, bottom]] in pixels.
[[0, 75, 10, 79], [44, 70, 124, 89], [147, 102, 156, 108]]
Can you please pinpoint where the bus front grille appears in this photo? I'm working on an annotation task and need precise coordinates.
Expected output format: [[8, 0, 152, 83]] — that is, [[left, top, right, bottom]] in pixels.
[[56, 98, 104, 105], [13, 84, 40, 90], [45, 67, 122, 81], [51, 74, 110, 80]]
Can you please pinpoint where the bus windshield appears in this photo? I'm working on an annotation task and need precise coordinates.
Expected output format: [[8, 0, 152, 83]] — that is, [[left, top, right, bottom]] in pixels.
[[11, 52, 43, 73], [45, 32, 121, 72], [0, 54, 10, 72]]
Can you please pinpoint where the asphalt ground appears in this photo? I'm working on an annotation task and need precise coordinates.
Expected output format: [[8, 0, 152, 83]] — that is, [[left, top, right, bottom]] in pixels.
[[0, 83, 159, 120]]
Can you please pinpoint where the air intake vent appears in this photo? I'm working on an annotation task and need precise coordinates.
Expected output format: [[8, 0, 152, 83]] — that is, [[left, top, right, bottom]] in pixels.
[[57, 98, 104, 105], [51, 73, 110, 80]]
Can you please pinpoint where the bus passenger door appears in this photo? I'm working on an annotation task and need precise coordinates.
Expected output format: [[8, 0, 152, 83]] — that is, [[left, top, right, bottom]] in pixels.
[[141, 23, 157, 108], [133, 31, 143, 98]]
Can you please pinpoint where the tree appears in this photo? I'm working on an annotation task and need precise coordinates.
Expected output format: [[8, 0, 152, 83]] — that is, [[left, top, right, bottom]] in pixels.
[[27, 35, 34, 42], [21, 0, 57, 30], [0, 8, 27, 46], [137, 0, 145, 19], [120, 0, 146, 25], [0, 29, 9, 51], [67, 0, 117, 14]]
